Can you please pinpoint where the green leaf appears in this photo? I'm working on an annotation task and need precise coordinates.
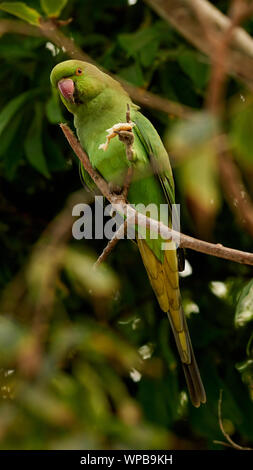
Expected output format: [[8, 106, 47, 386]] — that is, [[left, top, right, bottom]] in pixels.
[[235, 279, 253, 327], [118, 28, 155, 56], [44, 135, 67, 172], [178, 49, 209, 90], [178, 146, 221, 216], [0, 36, 45, 60], [140, 39, 159, 67], [119, 62, 144, 87], [0, 43, 36, 59], [0, 111, 23, 158], [24, 103, 50, 178], [18, 384, 74, 426], [236, 359, 253, 400], [167, 112, 219, 154], [40, 0, 68, 18], [3, 141, 23, 180], [0, 89, 39, 139], [46, 94, 64, 124], [0, 2, 41, 25], [64, 248, 119, 299], [118, 26, 160, 67], [118, 22, 172, 68], [0, 317, 25, 364]]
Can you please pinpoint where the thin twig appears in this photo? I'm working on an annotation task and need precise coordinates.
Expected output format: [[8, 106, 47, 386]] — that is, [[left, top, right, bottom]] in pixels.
[[60, 123, 253, 267], [93, 219, 129, 269], [214, 389, 253, 450]]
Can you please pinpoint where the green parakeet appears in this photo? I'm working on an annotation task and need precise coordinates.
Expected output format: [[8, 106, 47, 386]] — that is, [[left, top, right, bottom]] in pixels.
[[50, 60, 206, 407]]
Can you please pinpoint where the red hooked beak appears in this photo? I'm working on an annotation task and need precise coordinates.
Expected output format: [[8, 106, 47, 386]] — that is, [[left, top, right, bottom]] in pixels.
[[58, 78, 75, 102]]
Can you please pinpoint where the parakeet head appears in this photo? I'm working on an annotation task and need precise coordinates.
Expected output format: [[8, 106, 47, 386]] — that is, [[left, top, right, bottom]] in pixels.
[[50, 60, 110, 113]]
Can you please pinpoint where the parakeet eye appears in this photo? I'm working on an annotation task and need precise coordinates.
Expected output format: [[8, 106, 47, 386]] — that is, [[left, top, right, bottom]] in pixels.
[[76, 68, 83, 76]]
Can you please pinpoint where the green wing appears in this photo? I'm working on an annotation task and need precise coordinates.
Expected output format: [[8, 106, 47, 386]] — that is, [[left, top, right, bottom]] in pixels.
[[133, 111, 185, 270], [133, 111, 175, 208]]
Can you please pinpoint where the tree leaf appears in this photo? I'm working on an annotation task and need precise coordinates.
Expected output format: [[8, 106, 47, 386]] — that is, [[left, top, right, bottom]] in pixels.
[[3, 141, 23, 180], [178, 146, 221, 234], [118, 27, 159, 67], [44, 135, 67, 171], [64, 248, 119, 299], [24, 103, 50, 178], [0, 111, 23, 158], [178, 49, 209, 90], [118, 27, 157, 56], [167, 112, 219, 154], [119, 62, 144, 87], [0, 2, 41, 25], [40, 0, 68, 18], [236, 359, 253, 400], [46, 93, 64, 124], [140, 39, 159, 67], [0, 89, 39, 139], [0, 43, 36, 59], [0, 316, 25, 364], [235, 279, 253, 327], [19, 384, 74, 426]]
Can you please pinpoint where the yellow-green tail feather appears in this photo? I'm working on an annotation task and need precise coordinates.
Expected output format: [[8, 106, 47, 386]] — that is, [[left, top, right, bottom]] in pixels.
[[137, 238, 206, 407]]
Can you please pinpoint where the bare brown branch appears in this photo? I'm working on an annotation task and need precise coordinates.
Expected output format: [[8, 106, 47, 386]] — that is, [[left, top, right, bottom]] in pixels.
[[0, 18, 41, 37]]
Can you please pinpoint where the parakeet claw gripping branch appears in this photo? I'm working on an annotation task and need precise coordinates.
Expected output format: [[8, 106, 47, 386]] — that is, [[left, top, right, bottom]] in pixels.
[[50, 60, 206, 407]]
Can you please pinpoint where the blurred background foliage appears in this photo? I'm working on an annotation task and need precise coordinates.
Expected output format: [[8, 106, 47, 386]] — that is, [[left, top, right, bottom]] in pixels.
[[0, 0, 253, 450]]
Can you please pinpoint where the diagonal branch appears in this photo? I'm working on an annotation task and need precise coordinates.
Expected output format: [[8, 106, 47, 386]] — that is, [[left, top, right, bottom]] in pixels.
[[93, 219, 129, 269], [60, 122, 253, 267]]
